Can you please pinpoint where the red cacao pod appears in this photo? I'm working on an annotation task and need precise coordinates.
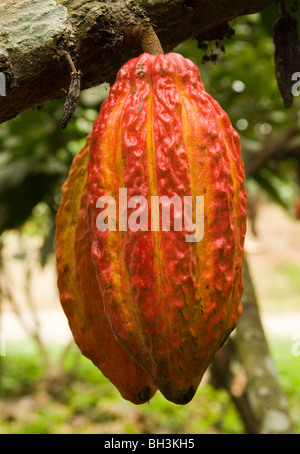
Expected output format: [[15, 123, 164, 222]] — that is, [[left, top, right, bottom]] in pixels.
[[55, 135, 157, 404], [86, 52, 247, 404]]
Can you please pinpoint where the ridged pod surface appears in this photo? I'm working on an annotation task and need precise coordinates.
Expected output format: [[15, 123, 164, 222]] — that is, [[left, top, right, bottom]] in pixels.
[[55, 135, 157, 404], [87, 52, 247, 404]]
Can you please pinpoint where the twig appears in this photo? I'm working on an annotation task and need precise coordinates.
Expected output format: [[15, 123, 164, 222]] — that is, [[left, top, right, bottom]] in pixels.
[[63, 51, 77, 73], [60, 51, 82, 129]]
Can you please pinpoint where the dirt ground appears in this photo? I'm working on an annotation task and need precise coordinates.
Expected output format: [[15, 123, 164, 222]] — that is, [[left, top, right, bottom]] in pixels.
[[1, 201, 300, 346]]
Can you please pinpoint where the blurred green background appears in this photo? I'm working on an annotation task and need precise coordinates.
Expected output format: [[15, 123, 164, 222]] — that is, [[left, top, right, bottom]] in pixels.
[[0, 4, 300, 434]]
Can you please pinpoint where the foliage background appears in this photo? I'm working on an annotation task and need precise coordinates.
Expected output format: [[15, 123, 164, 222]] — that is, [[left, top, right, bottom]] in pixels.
[[0, 4, 299, 434]]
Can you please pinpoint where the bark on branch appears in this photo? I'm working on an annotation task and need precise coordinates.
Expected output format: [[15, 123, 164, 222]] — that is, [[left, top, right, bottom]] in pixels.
[[0, 0, 273, 124]]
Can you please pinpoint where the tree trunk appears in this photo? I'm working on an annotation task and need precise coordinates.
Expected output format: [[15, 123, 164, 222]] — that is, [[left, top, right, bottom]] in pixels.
[[0, 0, 274, 124], [210, 257, 295, 434]]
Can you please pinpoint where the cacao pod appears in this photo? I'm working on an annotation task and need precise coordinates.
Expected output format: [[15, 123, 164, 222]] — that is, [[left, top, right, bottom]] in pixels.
[[86, 52, 247, 404], [55, 135, 157, 404], [56, 51, 247, 405]]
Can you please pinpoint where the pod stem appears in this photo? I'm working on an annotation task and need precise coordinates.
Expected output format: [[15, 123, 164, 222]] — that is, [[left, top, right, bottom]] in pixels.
[[141, 25, 164, 55]]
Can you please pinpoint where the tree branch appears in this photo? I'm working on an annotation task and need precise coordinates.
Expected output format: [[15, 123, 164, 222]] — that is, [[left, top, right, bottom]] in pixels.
[[0, 0, 273, 124], [245, 128, 300, 177]]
